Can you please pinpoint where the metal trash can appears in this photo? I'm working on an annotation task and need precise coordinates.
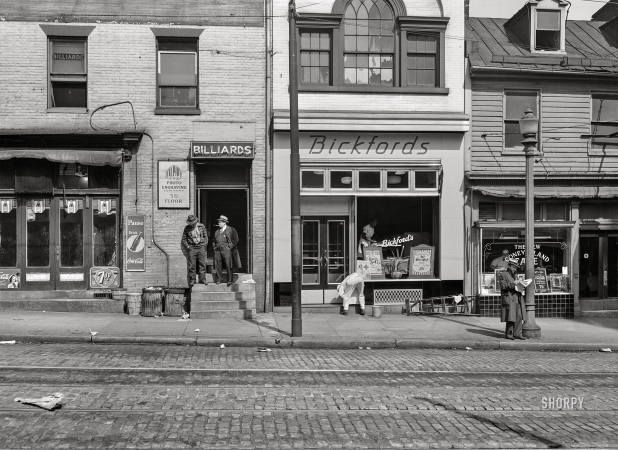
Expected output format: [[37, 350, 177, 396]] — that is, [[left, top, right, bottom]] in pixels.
[[126, 293, 142, 316], [141, 287, 163, 316], [164, 288, 186, 317], [372, 305, 382, 318]]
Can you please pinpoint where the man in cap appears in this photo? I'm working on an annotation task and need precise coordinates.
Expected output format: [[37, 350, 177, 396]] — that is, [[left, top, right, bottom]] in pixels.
[[213, 215, 240, 286], [490, 249, 511, 271], [497, 259, 527, 340], [181, 214, 208, 287]]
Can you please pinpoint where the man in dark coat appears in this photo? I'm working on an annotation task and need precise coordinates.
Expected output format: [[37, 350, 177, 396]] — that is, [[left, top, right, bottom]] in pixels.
[[212, 215, 240, 286], [498, 260, 527, 340], [181, 214, 208, 287]]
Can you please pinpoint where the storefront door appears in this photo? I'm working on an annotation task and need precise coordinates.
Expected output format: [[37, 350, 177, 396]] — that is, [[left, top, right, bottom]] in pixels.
[[0, 196, 118, 291], [580, 233, 618, 299], [302, 216, 348, 296]]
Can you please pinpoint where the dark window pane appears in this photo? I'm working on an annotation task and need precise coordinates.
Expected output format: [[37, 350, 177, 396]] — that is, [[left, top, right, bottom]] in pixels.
[[359, 171, 381, 189], [93, 199, 118, 266], [505, 121, 523, 148], [158, 39, 197, 52], [60, 200, 83, 267], [301, 171, 324, 189], [536, 30, 560, 51], [159, 53, 196, 86], [331, 171, 353, 189], [387, 171, 409, 189], [546, 203, 566, 221], [415, 171, 437, 189], [89, 166, 119, 189], [159, 87, 197, 107], [27, 200, 50, 267], [0, 160, 15, 189], [51, 82, 86, 108], [502, 203, 525, 221], [0, 200, 17, 267], [51, 40, 86, 74], [302, 220, 320, 284]]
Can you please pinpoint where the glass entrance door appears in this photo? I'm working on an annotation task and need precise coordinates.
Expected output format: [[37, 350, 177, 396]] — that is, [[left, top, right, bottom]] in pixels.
[[302, 216, 348, 291], [580, 233, 618, 299]]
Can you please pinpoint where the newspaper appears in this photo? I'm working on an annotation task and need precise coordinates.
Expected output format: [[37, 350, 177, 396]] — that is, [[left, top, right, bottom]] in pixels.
[[515, 278, 533, 293]]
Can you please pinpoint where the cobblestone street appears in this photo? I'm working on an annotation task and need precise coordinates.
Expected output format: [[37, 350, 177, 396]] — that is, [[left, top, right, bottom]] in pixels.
[[0, 345, 617, 449]]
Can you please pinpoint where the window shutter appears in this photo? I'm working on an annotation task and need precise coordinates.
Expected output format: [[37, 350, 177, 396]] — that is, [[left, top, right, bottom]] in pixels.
[[479, 202, 497, 221]]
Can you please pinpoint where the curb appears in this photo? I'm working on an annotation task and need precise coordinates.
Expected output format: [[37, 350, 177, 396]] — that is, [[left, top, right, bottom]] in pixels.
[[0, 334, 616, 351]]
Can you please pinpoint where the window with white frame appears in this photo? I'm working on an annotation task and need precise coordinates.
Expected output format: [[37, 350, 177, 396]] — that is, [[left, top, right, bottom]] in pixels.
[[301, 168, 438, 193], [504, 91, 539, 150], [535, 9, 561, 51]]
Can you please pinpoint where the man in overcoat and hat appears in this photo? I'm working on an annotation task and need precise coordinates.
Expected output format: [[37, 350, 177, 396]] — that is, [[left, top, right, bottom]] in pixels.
[[213, 215, 240, 286], [498, 260, 527, 340]]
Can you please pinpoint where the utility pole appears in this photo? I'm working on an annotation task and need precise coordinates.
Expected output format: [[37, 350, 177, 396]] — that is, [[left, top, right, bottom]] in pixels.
[[289, 0, 302, 337]]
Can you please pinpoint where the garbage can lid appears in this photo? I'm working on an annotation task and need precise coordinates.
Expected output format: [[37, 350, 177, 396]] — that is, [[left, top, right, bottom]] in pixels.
[[143, 286, 164, 293]]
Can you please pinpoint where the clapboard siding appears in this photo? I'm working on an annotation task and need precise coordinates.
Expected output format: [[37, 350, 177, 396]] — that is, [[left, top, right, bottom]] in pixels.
[[471, 79, 618, 175]]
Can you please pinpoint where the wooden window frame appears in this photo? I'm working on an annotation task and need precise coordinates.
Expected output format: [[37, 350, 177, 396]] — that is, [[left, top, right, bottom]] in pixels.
[[296, 11, 449, 94], [47, 37, 88, 113], [589, 92, 618, 156], [502, 89, 541, 155]]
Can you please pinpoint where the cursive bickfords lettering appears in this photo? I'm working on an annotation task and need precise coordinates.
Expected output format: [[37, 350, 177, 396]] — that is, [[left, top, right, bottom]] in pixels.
[[381, 235, 414, 247], [309, 135, 429, 155]]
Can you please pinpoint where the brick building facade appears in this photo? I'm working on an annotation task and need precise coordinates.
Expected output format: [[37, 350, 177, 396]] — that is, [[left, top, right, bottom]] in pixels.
[[0, 1, 269, 311]]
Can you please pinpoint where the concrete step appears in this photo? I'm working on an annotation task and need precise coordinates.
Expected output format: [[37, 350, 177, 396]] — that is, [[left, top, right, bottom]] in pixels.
[[191, 300, 256, 311], [581, 310, 618, 318], [190, 309, 256, 319], [0, 290, 112, 300], [191, 291, 256, 301], [0, 299, 123, 313], [198, 273, 254, 284]]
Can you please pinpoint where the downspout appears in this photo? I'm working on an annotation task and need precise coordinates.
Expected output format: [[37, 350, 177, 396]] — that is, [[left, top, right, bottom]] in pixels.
[[143, 132, 170, 287], [264, 0, 273, 312]]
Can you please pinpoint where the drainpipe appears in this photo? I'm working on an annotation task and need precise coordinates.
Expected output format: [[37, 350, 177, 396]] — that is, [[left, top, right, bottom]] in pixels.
[[264, 0, 273, 312], [143, 132, 170, 287]]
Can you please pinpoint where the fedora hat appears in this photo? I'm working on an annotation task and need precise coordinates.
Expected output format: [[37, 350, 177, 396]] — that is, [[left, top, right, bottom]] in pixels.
[[216, 215, 229, 224], [186, 214, 198, 225]]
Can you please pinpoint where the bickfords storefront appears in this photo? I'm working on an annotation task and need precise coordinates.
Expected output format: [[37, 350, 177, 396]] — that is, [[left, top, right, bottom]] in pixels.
[[272, 117, 467, 309]]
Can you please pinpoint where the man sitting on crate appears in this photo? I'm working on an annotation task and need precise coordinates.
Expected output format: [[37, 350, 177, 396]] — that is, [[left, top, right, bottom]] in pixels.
[[337, 272, 366, 316]]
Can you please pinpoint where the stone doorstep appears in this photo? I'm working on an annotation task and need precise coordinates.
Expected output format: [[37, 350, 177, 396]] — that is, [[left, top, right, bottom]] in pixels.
[[190, 300, 256, 311]]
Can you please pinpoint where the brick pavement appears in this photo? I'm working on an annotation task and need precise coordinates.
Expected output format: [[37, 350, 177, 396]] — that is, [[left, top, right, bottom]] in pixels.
[[1, 345, 618, 448]]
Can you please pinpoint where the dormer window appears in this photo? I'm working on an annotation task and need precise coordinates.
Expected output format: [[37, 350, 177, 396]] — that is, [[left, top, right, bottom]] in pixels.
[[535, 10, 561, 51]]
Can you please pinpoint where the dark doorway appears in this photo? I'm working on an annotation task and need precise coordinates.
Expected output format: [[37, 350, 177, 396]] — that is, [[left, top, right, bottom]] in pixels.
[[198, 189, 250, 272]]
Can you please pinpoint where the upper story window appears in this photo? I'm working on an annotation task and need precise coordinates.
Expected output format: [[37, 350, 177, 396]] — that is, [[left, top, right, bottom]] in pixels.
[[157, 39, 198, 110], [343, 0, 394, 86], [296, 1, 449, 93], [48, 39, 88, 109], [535, 10, 561, 51], [151, 28, 204, 115], [591, 93, 618, 152], [504, 91, 539, 150]]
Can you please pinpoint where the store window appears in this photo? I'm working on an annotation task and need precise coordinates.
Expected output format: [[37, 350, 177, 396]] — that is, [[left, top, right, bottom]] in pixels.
[[357, 196, 437, 279], [302, 168, 437, 193], [93, 199, 117, 266], [297, 0, 449, 92], [157, 38, 198, 110], [0, 199, 17, 267], [504, 91, 539, 150], [26, 200, 51, 267], [48, 38, 87, 109], [480, 227, 570, 295], [590, 93, 618, 153], [57, 164, 119, 190], [59, 199, 84, 267]]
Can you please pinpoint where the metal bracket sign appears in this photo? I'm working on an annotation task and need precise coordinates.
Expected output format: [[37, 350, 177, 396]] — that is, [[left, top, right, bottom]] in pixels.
[[126, 215, 146, 272]]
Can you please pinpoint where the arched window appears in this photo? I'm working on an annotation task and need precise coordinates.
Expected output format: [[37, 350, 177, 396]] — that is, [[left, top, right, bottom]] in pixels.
[[343, 0, 394, 85], [296, 0, 449, 92]]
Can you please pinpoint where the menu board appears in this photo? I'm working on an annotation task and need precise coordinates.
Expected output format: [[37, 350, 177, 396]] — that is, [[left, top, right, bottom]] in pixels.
[[410, 245, 434, 278], [355, 260, 372, 280], [362, 245, 384, 277], [534, 267, 549, 293]]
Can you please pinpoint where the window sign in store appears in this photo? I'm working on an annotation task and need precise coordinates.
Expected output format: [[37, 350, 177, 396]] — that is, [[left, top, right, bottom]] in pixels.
[[410, 245, 435, 278], [362, 245, 384, 277], [299, 132, 461, 159], [158, 161, 190, 209], [0, 269, 20, 289], [534, 268, 550, 293], [126, 215, 145, 272]]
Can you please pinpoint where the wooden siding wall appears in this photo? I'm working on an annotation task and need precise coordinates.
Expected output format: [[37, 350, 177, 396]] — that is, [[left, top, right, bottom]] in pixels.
[[470, 79, 618, 175]]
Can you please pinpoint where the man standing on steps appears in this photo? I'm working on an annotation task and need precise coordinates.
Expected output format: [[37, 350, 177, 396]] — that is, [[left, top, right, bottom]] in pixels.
[[213, 215, 240, 287], [182, 214, 208, 288]]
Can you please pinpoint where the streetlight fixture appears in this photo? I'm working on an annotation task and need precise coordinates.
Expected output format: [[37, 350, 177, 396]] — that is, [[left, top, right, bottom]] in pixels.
[[519, 107, 542, 339]]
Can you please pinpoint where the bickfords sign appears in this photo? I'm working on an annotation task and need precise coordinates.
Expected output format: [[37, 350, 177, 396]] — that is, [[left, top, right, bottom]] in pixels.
[[191, 141, 254, 159], [299, 133, 462, 159]]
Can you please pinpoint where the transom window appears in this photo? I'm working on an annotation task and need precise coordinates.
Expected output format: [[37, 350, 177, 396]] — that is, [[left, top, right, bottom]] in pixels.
[[296, 0, 449, 92], [343, 0, 394, 86], [301, 168, 438, 193]]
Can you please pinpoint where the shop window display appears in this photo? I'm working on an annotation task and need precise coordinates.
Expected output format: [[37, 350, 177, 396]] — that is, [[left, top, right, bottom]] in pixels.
[[356, 197, 436, 279], [93, 199, 117, 266], [480, 227, 570, 294], [0, 199, 17, 267]]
